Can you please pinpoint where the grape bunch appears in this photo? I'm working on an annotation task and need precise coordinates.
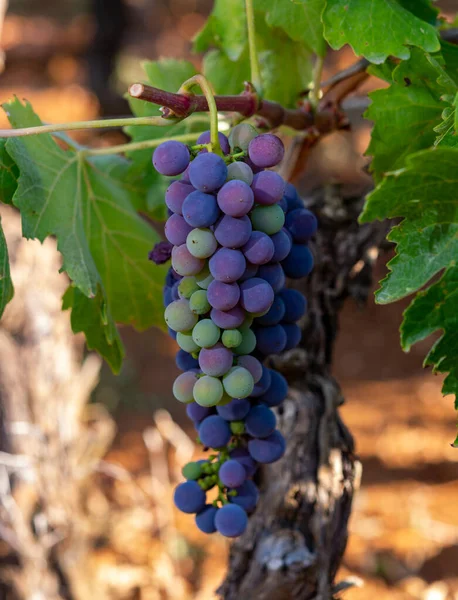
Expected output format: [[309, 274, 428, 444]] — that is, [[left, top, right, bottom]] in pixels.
[[155, 124, 316, 538]]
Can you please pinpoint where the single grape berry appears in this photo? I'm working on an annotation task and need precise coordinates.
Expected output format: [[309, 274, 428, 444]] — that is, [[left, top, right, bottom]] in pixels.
[[196, 130, 230, 154], [174, 480, 206, 513], [251, 171, 286, 206], [153, 140, 190, 176], [248, 134, 285, 168], [215, 504, 248, 537], [219, 459, 246, 488], [217, 180, 254, 217], [189, 153, 228, 192], [195, 505, 218, 534]]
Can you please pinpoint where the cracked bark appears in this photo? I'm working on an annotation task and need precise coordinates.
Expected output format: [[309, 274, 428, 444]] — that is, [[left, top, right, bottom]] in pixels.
[[219, 185, 389, 600]]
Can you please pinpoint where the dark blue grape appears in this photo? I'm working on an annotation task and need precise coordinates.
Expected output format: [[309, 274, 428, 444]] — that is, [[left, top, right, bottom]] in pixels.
[[186, 403, 214, 423], [153, 141, 190, 176], [255, 295, 285, 326], [215, 504, 248, 537], [174, 480, 206, 513], [258, 370, 288, 407], [255, 324, 287, 355], [251, 365, 272, 397], [165, 267, 182, 288], [229, 448, 257, 477], [257, 263, 286, 293], [271, 229, 292, 262], [199, 415, 232, 448], [219, 459, 246, 488], [182, 191, 220, 228], [195, 504, 218, 533], [196, 130, 230, 154], [282, 323, 302, 351], [175, 349, 199, 371], [248, 430, 286, 464], [228, 480, 259, 512], [216, 399, 251, 421], [278, 289, 307, 323], [285, 208, 318, 243], [245, 405, 276, 438], [281, 245, 314, 279], [189, 153, 228, 192], [284, 182, 303, 212], [163, 287, 173, 307]]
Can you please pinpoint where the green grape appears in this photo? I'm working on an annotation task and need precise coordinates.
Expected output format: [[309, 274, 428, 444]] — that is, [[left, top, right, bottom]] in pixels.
[[173, 371, 198, 403], [251, 204, 285, 235], [178, 276, 199, 299], [186, 228, 217, 259], [192, 319, 220, 348], [176, 331, 200, 353], [230, 421, 245, 435], [164, 299, 198, 332], [223, 366, 254, 399], [195, 265, 214, 290], [222, 329, 243, 348], [218, 393, 233, 406], [182, 461, 203, 480], [229, 123, 258, 151], [226, 161, 254, 185], [193, 375, 224, 407], [189, 290, 211, 315], [233, 328, 257, 355], [239, 316, 254, 331]]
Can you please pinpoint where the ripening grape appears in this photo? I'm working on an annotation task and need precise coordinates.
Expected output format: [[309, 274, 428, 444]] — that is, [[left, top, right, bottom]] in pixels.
[[214, 215, 253, 249], [173, 371, 198, 403], [173, 480, 206, 513], [209, 248, 246, 283], [250, 204, 285, 235], [165, 214, 193, 246], [210, 306, 245, 329], [239, 277, 274, 314], [247, 133, 284, 168], [221, 328, 243, 348], [192, 319, 220, 348], [182, 191, 220, 228], [242, 231, 275, 265], [195, 265, 214, 290], [207, 280, 240, 311], [233, 327, 257, 355], [164, 299, 198, 332], [223, 367, 254, 399], [193, 376, 224, 407], [226, 161, 254, 185], [176, 331, 200, 353], [165, 180, 194, 215], [217, 180, 254, 217], [186, 228, 217, 259], [153, 140, 190, 176], [189, 289, 211, 315], [228, 123, 258, 152], [236, 355, 263, 383], [171, 244, 205, 276], [199, 415, 232, 448], [189, 153, 228, 192], [198, 343, 233, 377], [219, 459, 246, 488], [178, 276, 199, 299], [251, 171, 285, 206]]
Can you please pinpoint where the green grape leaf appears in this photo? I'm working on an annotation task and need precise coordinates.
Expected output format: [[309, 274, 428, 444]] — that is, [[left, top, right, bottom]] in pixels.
[[202, 49, 251, 97], [323, 0, 440, 64], [365, 49, 456, 180], [255, 0, 326, 56], [0, 214, 13, 318], [360, 146, 458, 419], [441, 41, 458, 85], [4, 98, 167, 372], [397, 0, 439, 24], [435, 93, 458, 147], [0, 139, 19, 205], [193, 0, 247, 61]]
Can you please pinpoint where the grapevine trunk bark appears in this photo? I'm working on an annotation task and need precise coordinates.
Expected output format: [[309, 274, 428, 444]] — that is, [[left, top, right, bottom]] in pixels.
[[219, 186, 388, 600]]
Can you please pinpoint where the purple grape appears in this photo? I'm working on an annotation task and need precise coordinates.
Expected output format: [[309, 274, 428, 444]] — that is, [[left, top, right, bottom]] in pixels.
[[257, 263, 286, 293], [217, 180, 254, 217], [258, 370, 288, 407], [165, 180, 194, 215], [251, 171, 286, 206], [210, 306, 245, 329], [284, 182, 303, 211], [175, 349, 199, 371], [228, 480, 259, 512], [245, 405, 276, 438], [248, 430, 286, 464], [285, 208, 318, 242], [174, 480, 206, 513], [279, 289, 307, 323], [186, 402, 214, 423], [248, 134, 285, 168], [226, 162, 254, 185], [255, 324, 287, 355], [171, 281, 180, 301], [171, 244, 205, 276], [182, 190, 220, 228], [229, 448, 257, 477], [236, 355, 263, 383], [239, 278, 274, 314], [209, 248, 246, 283], [242, 231, 275, 265], [282, 323, 302, 351], [196, 130, 230, 154], [282, 245, 314, 279], [255, 295, 285, 326], [181, 164, 191, 182], [199, 415, 232, 448], [199, 343, 233, 377], [165, 214, 193, 246], [153, 141, 190, 176], [251, 365, 272, 397], [271, 229, 292, 262], [215, 504, 248, 537], [219, 460, 246, 488], [207, 280, 240, 311], [214, 215, 252, 248], [195, 504, 218, 533], [189, 153, 228, 192], [239, 261, 259, 281], [216, 399, 251, 421]]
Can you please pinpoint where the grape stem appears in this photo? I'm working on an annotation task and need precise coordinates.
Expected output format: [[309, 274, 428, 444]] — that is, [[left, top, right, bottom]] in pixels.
[[178, 75, 222, 155], [310, 56, 325, 107], [82, 131, 203, 157], [245, 0, 263, 95]]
